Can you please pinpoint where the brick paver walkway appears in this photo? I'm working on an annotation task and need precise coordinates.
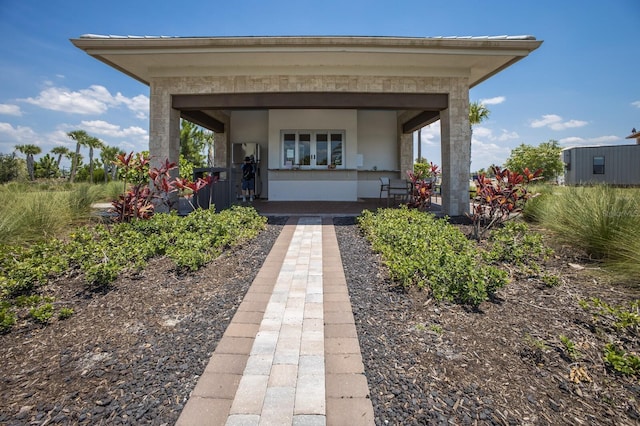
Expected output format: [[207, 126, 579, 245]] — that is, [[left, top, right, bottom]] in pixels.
[[176, 217, 374, 426]]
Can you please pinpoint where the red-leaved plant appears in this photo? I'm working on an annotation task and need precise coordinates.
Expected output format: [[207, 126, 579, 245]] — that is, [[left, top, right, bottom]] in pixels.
[[111, 152, 211, 222], [468, 165, 542, 240], [406, 162, 440, 211], [175, 174, 215, 210]]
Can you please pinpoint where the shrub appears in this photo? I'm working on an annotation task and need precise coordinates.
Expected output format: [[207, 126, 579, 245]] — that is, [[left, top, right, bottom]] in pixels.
[[0, 183, 105, 244], [0, 153, 19, 184], [1, 206, 266, 330], [521, 183, 554, 223], [406, 163, 439, 211], [539, 185, 640, 280], [468, 166, 542, 240], [0, 304, 16, 333], [29, 303, 54, 324], [484, 221, 553, 279], [603, 344, 640, 376], [358, 207, 508, 306], [68, 183, 104, 219], [58, 307, 74, 320]]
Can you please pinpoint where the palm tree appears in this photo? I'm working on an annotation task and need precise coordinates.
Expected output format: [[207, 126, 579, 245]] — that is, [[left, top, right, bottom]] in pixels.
[[50, 146, 70, 169], [100, 145, 121, 182], [469, 101, 490, 128], [468, 101, 491, 171], [67, 130, 90, 183], [15, 144, 42, 181], [64, 151, 83, 180], [85, 136, 104, 183], [204, 131, 215, 167]]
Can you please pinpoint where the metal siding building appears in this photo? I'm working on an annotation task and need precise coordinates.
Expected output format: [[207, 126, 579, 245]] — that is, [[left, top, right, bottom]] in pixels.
[[563, 144, 640, 186]]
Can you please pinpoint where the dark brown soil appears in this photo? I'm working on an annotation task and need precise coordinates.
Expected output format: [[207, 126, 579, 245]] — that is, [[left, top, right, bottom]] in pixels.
[[1, 215, 639, 425]]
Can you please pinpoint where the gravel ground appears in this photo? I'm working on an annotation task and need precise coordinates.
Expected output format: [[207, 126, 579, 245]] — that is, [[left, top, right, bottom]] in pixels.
[[2, 215, 639, 425]]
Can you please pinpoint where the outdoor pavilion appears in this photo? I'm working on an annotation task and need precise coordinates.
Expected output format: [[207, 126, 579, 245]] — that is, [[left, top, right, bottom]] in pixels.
[[71, 35, 542, 216]]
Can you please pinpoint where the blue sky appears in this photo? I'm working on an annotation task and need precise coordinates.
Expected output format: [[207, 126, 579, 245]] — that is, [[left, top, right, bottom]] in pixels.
[[1, 0, 639, 171]]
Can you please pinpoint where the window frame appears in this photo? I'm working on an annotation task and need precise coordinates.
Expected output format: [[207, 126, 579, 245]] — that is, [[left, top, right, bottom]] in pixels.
[[592, 156, 605, 175], [280, 130, 345, 169]]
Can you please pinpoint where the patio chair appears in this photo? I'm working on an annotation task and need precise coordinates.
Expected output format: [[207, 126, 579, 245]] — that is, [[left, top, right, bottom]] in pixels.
[[379, 177, 390, 200]]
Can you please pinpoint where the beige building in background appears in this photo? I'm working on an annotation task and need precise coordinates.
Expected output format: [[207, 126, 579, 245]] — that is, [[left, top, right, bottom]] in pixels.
[[71, 35, 542, 216]]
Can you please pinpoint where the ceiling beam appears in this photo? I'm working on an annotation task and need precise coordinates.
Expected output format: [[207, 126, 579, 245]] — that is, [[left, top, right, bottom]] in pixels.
[[180, 110, 225, 133], [172, 92, 448, 111], [402, 110, 441, 133]]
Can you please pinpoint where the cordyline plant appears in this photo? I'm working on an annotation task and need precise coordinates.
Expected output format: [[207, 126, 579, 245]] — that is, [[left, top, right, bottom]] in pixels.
[[175, 174, 217, 210], [406, 162, 440, 211], [468, 165, 542, 240], [111, 152, 210, 222]]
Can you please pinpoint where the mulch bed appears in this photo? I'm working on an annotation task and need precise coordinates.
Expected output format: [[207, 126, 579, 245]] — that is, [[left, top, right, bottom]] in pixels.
[[1, 215, 639, 425], [335, 216, 640, 425]]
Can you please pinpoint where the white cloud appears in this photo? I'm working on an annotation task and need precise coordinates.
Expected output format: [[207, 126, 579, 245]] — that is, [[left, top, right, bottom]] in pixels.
[[558, 119, 589, 130], [632, 101, 640, 108], [21, 85, 149, 118], [471, 138, 512, 171], [0, 104, 22, 116], [531, 114, 588, 131], [417, 121, 520, 170], [558, 136, 584, 145], [531, 114, 561, 128], [0, 122, 42, 148], [471, 126, 518, 142], [479, 96, 506, 105], [80, 120, 147, 139], [496, 130, 519, 141], [115, 94, 149, 119], [472, 126, 492, 138], [590, 135, 620, 144], [418, 122, 441, 147], [559, 135, 620, 146]]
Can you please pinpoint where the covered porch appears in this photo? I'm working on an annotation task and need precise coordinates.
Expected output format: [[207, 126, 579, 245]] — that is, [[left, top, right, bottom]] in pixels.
[[71, 35, 542, 216]]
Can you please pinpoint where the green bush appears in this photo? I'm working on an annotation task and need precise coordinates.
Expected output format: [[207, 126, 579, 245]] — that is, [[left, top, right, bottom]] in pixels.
[[29, 302, 54, 324], [58, 307, 74, 320], [604, 344, 640, 376], [1, 206, 267, 330], [0, 304, 16, 333], [358, 207, 508, 306], [484, 221, 553, 274], [0, 153, 19, 184]]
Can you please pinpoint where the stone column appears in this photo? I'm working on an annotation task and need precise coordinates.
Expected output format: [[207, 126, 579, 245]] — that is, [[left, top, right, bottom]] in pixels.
[[149, 82, 180, 210], [397, 113, 414, 179], [399, 132, 414, 179], [211, 112, 230, 168], [440, 82, 470, 216]]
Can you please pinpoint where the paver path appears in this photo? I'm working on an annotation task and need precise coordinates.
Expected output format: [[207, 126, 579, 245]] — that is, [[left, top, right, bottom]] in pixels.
[[176, 217, 374, 426]]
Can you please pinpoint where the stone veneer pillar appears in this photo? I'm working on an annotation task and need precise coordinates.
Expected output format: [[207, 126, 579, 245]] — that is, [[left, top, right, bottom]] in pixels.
[[149, 83, 181, 210], [439, 82, 470, 217], [399, 132, 414, 180], [211, 113, 230, 168]]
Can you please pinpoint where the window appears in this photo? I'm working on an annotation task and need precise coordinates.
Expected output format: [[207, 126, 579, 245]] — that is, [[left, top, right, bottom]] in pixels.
[[281, 130, 345, 168], [593, 156, 605, 174]]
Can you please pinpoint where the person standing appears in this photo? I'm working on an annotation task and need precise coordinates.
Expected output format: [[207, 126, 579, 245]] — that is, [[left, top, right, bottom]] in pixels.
[[241, 156, 256, 202]]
